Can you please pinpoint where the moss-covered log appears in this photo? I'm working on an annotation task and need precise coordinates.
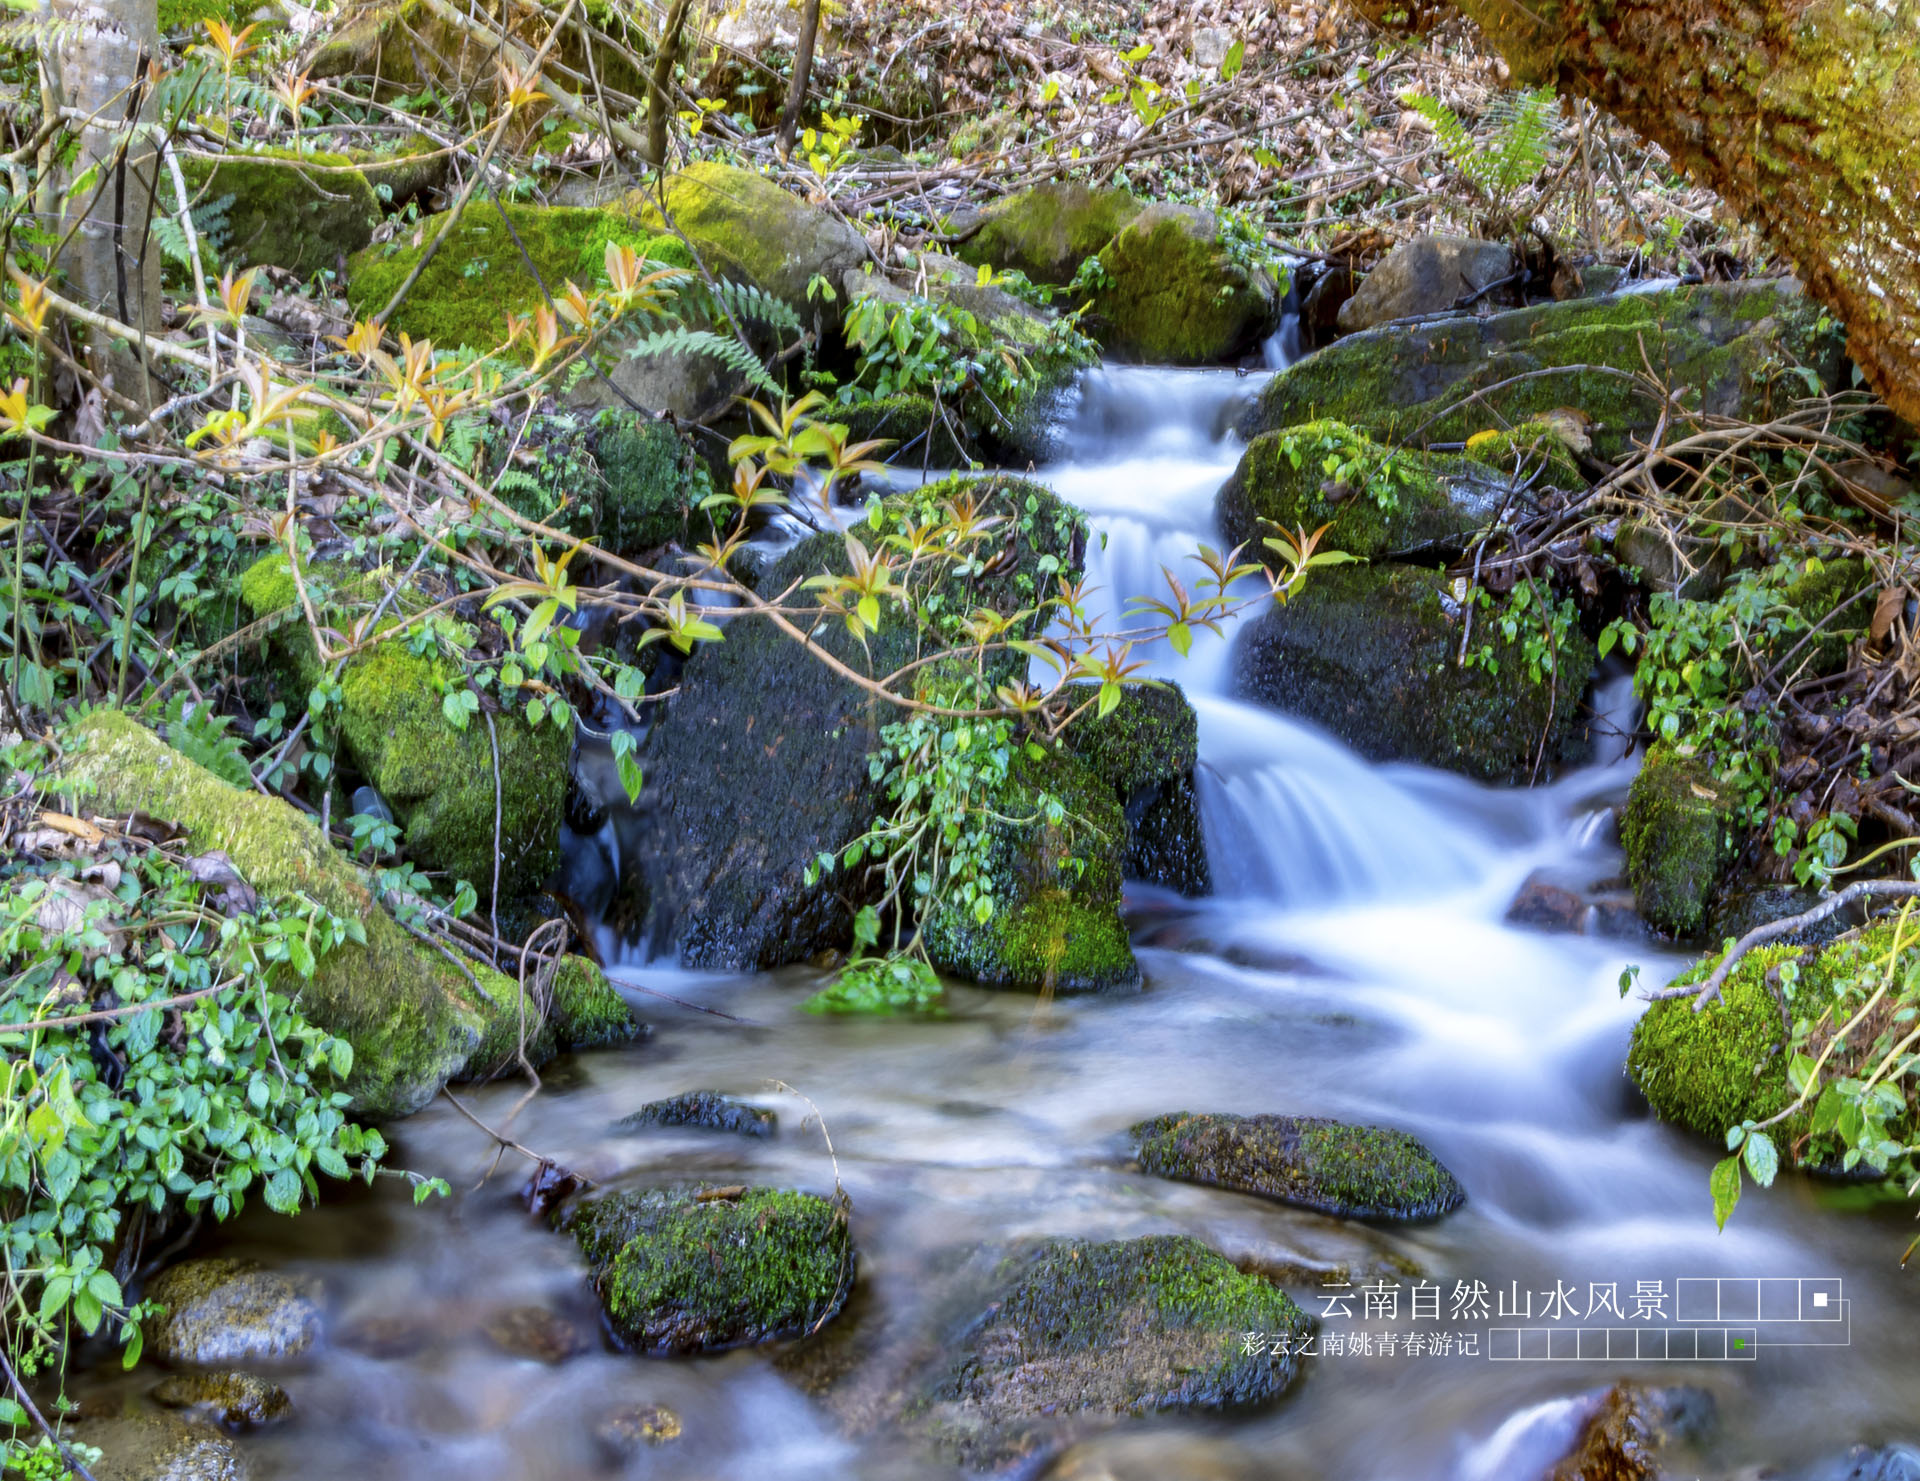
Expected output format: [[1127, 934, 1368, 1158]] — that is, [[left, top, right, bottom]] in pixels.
[[1356, 0, 1920, 426]]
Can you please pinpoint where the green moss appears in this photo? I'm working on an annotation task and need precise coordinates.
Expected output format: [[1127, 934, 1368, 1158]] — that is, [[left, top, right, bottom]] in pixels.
[[466, 955, 639, 1076], [1248, 282, 1846, 453], [1622, 746, 1736, 937], [1095, 206, 1273, 364], [955, 182, 1143, 285], [565, 1187, 853, 1353], [1131, 1112, 1465, 1220], [238, 552, 301, 617], [349, 136, 447, 208], [1063, 684, 1198, 799], [1629, 963, 1798, 1147], [616, 1091, 776, 1137], [61, 711, 505, 1118], [186, 150, 379, 279], [159, 0, 237, 32], [1464, 419, 1583, 486], [831, 394, 975, 466], [344, 202, 663, 353], [1233, 563, 1596, 784], [593, 412, 691, 552], [1216, 420, 1481, 563]]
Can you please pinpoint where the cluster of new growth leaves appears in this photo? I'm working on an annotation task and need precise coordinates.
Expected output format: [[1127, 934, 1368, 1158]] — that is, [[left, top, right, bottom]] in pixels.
[[0, 808, 411, 1432]]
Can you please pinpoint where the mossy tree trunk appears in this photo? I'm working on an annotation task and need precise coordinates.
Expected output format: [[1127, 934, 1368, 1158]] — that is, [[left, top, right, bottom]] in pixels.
[[1360, 0, 1920, 427]]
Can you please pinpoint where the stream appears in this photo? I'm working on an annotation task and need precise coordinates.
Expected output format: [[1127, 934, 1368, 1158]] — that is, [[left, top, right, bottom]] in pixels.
[[85, 363, 1920, 1479]]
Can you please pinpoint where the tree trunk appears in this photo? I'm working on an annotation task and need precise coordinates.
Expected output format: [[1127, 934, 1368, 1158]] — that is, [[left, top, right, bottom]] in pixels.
[[777, 0, 824, 157], [1365, 0, 1920, 427], [50, 0, 162, 406], [647, 0, 694, 168]]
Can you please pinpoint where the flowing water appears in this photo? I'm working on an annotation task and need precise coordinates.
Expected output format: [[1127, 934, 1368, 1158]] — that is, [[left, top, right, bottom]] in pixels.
[[83, 365, 1920, 1479]]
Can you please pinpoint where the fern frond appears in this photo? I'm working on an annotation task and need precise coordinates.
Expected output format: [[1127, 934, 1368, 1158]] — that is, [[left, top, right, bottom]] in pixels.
[[623, 326, 778, 392], [690, 278, 802, 337], [1481, 87, 1556, 202]]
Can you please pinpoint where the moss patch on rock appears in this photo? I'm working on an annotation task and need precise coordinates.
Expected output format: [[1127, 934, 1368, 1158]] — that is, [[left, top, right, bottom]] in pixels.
[[185, 149, 380, 279], [1622, 747, 1737, 938], [1245, 281, 1847, 454], [1216, 420, 1486, 565], [489, 409, 693, 556], [345, 201, 666, 353], [1131, 1112, 1465, 1220], [152, 1369, 293, 1427], [564, 1187, 853, 1352], [1061, 683, 1210, 896], [616, 1091, 777, 1137], [466, 955, 642, 1076], [1095, 204, 1275, 364], [1231, 563, 1595, 784], [919, 1234, 1309, 1468], [954, 182, 1143, 285]]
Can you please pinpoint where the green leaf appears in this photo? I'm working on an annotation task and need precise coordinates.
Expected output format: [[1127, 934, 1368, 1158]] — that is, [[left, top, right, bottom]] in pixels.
[[1710, 1154, 1742, 1230], [1219, 37, 1245, 80], [1168, 622, 1192, 657], [72, 1289, 103, 1334], [1743, 1130, 1779, 1187], [441, 690, 471, 731], [1097, 681, 1121, 718], [264, 1167, 302, 1214], [38, 1275, 71, 1324], [87, 1269, 122, 1308], [617, 751, 644, 805], [121, 1325, 144, 1369], [328, 1038, 354, 1080]]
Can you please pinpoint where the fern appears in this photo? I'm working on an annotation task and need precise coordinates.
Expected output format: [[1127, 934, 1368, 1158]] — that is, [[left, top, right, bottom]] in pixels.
[[623, 326, 779, 392], [1403, 86, 1555, 231], [160, 697, 253, 788], [687, 278, 803, 338]]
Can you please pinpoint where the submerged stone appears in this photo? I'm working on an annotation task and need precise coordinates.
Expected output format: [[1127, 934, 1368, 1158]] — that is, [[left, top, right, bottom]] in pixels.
[[563, 1186, 853, 1353], [1621, 747, 1736, 938], [918, 1234, 1309, 1468], [1130, 1112, 1465, 1220], [616, 1090, 777, 1138], [481, 1304, 587, 1363], [1547, 1382, 1715, 1481], [65, 1412, 244, 1481], [152, 1370, 292, 1427], [595, 1402, 683, 1452], [1231, 563, 1596, 785], [144, 1259, 320, 1366]]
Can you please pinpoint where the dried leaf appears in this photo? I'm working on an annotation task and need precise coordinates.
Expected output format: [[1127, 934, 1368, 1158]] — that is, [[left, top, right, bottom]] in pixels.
[[1872, 585, 1905, 645]]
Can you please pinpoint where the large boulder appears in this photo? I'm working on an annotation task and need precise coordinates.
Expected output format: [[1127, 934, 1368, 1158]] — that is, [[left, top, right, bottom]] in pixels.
[[629, 475, 1096, 976], [60, 713, 622, 1117], [183, 150, 379, 279], [954, 182, 1145, 286], [1231, 564, 1596, 784], [1095, 204, 1277, 364], [915, 1235, 1310, 1469], [1621, 746, 1736, 938], [1336, 235, 1514, 332], [1215, 419, 1492, 566], [1245, 280, 1848, 455], [1130, 1112, 1465, 1220], [238, 554, 568, 904], [562, 1186, 853, 1352]]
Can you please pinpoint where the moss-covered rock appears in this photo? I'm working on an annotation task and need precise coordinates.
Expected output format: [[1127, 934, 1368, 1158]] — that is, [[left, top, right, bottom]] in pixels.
[[144, 1258, 320, 1365], [1216, 420, 1488, 565], [344, 201, 665, 354], [238, 553, 568, 903], [1095, 205, 1276, 365], [185, 150, 380, 279], [622, 161, 867, 317], [1231, 564, 1596, 784], [922, 742, 1139, 994], [1463, 417, 1586, 488], [631, 475, 1086, 971], [830, 393, 977, 467], [917, 1234, 1310, 1469], [152, 1370, 293, 1427], [1130, 1112, 1465, 1220], [954, 182, 1144, 285], [489, 409, 692, 555], [1244, 280, 1848, 454], [61, 711, 510, 1117], [1061, 683, 1210, 896], [349, 136, 448, 209], [563, 1186, 853, 1352], [616, 1091, 777, 1137], [466, 955, 642, 1077], [1622, 747, 1737, 938]]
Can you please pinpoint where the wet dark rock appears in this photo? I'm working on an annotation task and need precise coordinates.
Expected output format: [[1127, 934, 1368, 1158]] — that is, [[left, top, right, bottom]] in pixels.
[[1587, 891, 1645, 940], [917, 1234, 1309, 1469], [1336, 235, 1515, 332], [1063, 684, 1211, 897], [1231, 564, 1596, 785], [65, 1412, 245, 1481], [1298, 265, 1357, 350], [481, 1305, 587, 1363], [1506, 874, 1589, 933], [1707, 884, 1859, 949], [594, 1402, 684, 1453], [1130, 1111, 1465, 1221], [562, 1186, 853, 1353], [1547, 1382, 1715, 1480], [143, 1259, 321, 1366], [631, 475, 1088, 974], [151, 1371, 291, 1428], [616, 1090, 778, 1138]]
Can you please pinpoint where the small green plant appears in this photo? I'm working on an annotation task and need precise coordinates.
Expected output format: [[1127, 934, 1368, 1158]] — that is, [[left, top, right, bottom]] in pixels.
[[803, 907, 944, 1015], [1464, 577, 1580, 685], [1400, 85, 1556, 236]]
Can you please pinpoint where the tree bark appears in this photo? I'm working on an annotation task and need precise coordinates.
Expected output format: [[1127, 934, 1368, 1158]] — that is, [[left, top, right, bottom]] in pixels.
[[647, 0, 694, 168], [1363, 0, 1920, 427], [777, 0, 824, 157], [51, 0, 162, 407]]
